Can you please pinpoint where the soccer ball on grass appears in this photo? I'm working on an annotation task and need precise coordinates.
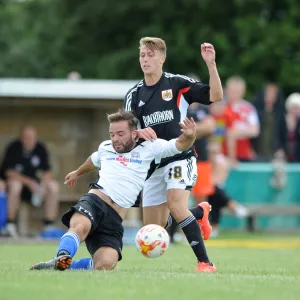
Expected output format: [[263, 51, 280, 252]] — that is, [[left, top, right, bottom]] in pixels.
[[135, 224, 170, 258]]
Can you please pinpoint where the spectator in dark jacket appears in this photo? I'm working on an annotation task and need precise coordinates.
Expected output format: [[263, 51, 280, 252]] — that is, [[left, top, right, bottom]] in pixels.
[[252, 82, 286, 161]]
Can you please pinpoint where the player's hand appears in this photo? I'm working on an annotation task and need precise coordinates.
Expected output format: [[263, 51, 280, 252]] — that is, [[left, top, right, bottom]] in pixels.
[[179, 117, 196, 138], [137, 128, 157, 141], [64, 171, 79, 188], [201, 43, 216, 65]]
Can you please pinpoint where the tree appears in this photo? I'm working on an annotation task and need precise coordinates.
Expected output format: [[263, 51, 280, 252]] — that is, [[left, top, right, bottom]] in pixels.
[[0, 0, 299, 95]]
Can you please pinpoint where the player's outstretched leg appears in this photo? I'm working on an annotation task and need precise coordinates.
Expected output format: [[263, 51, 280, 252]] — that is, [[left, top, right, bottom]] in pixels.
[[68, 246, 120, 271], [30, 254, 73, 271], [30, 212, 91, 271], [69, 258, 94, 270], [167, 190, 216, 273]]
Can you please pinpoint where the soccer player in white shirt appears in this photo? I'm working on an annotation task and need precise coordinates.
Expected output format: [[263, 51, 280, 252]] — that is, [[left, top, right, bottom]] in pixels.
[[30, 109, 199, 271]]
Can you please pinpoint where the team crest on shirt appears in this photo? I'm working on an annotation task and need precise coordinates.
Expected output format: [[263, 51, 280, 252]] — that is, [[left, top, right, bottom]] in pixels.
[[131, 152, 140, 158], [161, 89, 173, 101]]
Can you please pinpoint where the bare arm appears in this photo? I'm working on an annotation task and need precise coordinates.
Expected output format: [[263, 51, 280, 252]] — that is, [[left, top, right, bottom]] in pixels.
[[175, 118, 197, 151], [64, 156, 98, 188], [195, 116, 216, 139], [228, 124, 260, 140], [74, 156, 97, 177], [201, 43, 223, 102], [226, 124, 260, 164]]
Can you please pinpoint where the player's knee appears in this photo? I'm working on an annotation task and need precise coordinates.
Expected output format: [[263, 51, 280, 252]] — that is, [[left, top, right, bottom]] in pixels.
[[94, 258, 117, 271], [168, 203, 189, 221], [69, 220, 90, 239], [168, 203, 181, 216]]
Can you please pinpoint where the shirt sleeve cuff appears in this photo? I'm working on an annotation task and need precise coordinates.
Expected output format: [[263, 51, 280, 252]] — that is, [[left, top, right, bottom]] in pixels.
[[91, 151, 100, 168], [171, 138, 182, 154]]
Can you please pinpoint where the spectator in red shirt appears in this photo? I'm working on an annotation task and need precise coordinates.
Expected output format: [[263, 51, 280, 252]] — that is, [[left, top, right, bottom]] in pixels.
[[222, 76, 260, 165]]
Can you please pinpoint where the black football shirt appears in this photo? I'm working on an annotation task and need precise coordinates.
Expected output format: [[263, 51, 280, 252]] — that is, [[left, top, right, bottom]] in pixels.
[[124, 72, 211, 165]]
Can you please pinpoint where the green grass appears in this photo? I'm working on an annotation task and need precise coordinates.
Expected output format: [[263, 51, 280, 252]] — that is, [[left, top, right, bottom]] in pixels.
[[0, 234, 300, 300]]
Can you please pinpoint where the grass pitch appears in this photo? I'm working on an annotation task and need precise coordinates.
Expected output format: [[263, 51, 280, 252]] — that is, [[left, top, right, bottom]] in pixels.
[[0, 233, 299, 300]]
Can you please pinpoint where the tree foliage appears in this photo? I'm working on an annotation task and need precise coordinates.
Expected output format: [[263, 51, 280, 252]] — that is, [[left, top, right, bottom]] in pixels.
[[0, 0, 299, 95]]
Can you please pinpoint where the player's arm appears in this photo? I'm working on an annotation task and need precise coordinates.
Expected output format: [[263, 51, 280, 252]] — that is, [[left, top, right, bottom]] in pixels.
[[153, 118, 196, 160], [64, 153, 99, 188], [176, 117, 197, 151], [201, 43, 223, 102], [178, 44, 223, 105]]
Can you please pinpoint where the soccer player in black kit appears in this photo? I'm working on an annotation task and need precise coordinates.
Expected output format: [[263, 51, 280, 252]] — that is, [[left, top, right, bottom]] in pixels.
[[124, 37, 223, 272]]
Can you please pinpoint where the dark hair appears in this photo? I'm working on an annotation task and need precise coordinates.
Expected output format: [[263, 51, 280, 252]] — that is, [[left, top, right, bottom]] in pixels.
[[107, 109, 139, 131]]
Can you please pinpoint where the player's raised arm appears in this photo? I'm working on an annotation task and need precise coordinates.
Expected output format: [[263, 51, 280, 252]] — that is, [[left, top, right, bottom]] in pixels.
[[64, 154, 98, 188], [201, 43, 223, 102], [175, 117, 197, 151]]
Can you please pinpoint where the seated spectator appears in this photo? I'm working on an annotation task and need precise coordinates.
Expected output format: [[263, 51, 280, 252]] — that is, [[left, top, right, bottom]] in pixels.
[[211, 76, 260, 166], [252, 82, 286, 161], [0, 125, 59, 238], [207, 140, 248, 237]]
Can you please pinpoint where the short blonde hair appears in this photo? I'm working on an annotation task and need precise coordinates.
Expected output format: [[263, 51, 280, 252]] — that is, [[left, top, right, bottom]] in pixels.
[[225, 76, 246, 90], [285, 93, 300, 111], [139, 37, 167, 56]]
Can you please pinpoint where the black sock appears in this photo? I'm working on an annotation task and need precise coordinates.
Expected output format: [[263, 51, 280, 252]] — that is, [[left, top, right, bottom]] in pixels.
[[179, 215, 209, 263], [189, 206, 204, 220], [164, 214, 173, 229], [167, 216, 178, 243], [43, 219, 54, 226]]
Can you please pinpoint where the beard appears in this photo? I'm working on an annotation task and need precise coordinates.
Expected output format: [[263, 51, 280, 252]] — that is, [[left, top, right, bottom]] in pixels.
[[113, 139, 135, 153]]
